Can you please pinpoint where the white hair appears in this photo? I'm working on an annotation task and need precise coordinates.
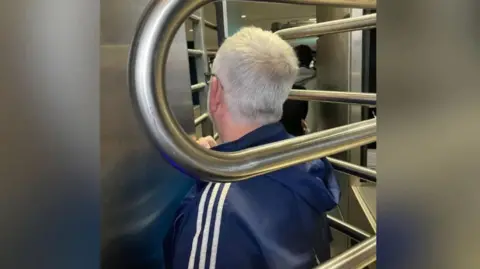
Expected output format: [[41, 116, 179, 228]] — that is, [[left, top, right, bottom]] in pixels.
[[211, 26, 298, 124]]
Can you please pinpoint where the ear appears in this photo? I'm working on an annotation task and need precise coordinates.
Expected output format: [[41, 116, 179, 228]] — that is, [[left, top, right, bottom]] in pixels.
[[209, 76, 223, 114]]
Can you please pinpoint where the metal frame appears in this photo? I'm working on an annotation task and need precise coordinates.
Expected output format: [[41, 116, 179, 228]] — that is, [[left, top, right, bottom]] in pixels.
[[129, 0, 377, 182], [289, 89, 376, 107], [314, 236, 376, 269], [275, 13, 376, 40], [327, 157, 376, 183], [327, 215, 371, 242], [128, 0, 377, 267]]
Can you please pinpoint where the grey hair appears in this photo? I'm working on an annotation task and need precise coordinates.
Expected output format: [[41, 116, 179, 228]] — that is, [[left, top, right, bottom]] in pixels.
[[212, 26, 298, 125]]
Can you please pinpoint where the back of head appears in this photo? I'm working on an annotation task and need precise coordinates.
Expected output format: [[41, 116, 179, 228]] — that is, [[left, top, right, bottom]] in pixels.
[[294, 45, 313, 68], [212, 26, 299, 125]]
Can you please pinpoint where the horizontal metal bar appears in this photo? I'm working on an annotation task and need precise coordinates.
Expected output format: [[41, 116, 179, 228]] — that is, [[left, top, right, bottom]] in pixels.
[[194, 112, 209, 126], [191, 82, 207, 92], [276, 13, 376, 40], [314, 236, 376, 269], [189, 14, 218, 30], [327, 157, 376, 183], [289, 89, 376, 107], [129, 0, 377, 183], [327, 215, 371, 242], [207, 50, 216, 56], [187, 49, 204, 56]]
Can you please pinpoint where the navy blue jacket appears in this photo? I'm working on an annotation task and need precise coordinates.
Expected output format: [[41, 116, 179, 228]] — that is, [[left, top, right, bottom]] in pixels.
[[164, 123, 340, 269]]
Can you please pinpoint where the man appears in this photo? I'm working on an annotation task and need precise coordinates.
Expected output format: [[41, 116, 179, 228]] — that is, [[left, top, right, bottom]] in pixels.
[[164, 27, 338, 269], [294, 45, 316, 89], [293, 45, 324, 133]]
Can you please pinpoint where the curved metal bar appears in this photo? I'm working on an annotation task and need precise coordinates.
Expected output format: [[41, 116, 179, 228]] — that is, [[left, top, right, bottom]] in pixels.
[[289, 89, 376, 107], [276, 13, 376, 40], [194, 112, 209, 126], [314, 236, 376, 269], [327, 157, 376, 183], [327, 215, 371, 242], [191, 82, 207, 92], [213, 133, 219, 140], [128, 0, 377, 182]]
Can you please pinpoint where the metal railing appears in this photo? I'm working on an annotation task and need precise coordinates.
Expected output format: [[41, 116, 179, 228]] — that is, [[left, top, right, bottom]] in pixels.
[[315, 236, 376, 269], [189, 14, 218, 30], [327, 157, 377, 183], [289, 89, 376, 107], [276, 13, 376, 40], [327, 215, 371, 242], [194, 112, 209, 126], [191, 82, 207, 92], [129, 0, 377, 268], [129, 0, 377, 182], [187, 49, 204, 56]]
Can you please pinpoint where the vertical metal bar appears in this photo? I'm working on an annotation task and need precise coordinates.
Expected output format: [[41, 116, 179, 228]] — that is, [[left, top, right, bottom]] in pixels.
[[192, 9, 213, 137], [214, 1, 227, 45]]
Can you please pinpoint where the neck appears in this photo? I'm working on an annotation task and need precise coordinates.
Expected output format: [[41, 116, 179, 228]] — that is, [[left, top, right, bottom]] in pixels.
[[218, 120, 263, 143]]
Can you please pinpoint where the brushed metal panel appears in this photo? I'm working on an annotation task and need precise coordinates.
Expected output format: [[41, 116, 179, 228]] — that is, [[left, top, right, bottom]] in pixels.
[[101, 0, 195, 268]]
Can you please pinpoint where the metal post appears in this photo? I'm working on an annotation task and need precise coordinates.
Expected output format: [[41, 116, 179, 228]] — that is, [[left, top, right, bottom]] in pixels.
[[214, 1, 227, 45], [191, 8, 213, 137]]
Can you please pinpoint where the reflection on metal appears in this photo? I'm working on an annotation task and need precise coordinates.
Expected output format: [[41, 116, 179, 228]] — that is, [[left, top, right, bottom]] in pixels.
[[276, 13, 376, 40], [289, 89, 376, 107], [189, 14, 218, 30], [194, 112, 209, 126], [187, 49, 204, 56], [128, 0, 377, 182], [327, 215, 371, 242], [213, 132, 219, 140], [352, 184, 377, 232], [314, 236, 376, 269], [327, 157, 376, 183], [191, 82, 207, 92]]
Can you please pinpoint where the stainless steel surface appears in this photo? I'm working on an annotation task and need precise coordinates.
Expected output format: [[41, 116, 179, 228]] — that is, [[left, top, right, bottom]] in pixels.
[[327, 157, 376, 183], [207, 50, 217, 56], [189, 14, 218, 30], [187, 48, 204, 56], [352, 183, 377, 232], [314, 236, 376, 269], [213, 132, 220, 140], [327, 215, 371, 242], [276, 14, 376, 40], [128, 0, 377, 182], [191, 8, 214, 137], [191, 82, 207, 92], [194, 112, 209, 126], [289, 89, 376, 107], [102, 0, 195, 267]]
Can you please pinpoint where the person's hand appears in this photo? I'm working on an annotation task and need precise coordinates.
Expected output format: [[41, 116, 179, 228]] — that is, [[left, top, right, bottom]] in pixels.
[[196, 136, 217, 149]]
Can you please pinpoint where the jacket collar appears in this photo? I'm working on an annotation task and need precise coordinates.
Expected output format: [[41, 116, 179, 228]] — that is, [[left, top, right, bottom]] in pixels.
[[213, 122, 288, 152]]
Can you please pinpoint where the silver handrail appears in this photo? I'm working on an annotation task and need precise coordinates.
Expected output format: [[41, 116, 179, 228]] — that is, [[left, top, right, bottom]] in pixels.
[[276, 13, 376, 40], [194, 112, 209, 126], [327, 157, 377, 183], [289, 89, 376, 107], [189, 14, 218, 30], [314, 236, 376, 269], [187, 49, 204, 56], [191, 82, 207, 92], [129, 0, 376, 183], [327, 215, 371, 242]]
